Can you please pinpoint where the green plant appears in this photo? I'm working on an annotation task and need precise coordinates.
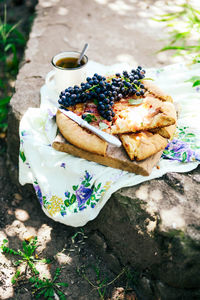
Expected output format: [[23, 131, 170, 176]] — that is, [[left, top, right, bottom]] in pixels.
[[93, 264, 108, 299], [0, 4, 25, 73], [0, 96, 10, 131], [0, 4, 26, 135], [153, 1, 200, 63], [77, 263, 126, 300], [29, 268, 68, 300], [1, 238, 68, 299], [1, 237, 50, 278]]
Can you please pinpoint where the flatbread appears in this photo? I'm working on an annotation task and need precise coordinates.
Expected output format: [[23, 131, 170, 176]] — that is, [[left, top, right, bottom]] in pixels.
[[142, 80, 173, 102], [111, 96, 176, 134], [151, 124, 176, 139], [120, 131, 168, 161], [55, 79, 177, 165], [56, 110, 108, 156]]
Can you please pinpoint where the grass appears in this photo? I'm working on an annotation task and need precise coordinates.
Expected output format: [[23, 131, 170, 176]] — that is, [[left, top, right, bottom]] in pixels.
[[153, 1, 200, 64]]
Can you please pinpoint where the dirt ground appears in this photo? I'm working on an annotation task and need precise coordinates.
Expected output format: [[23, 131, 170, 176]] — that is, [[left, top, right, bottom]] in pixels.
[[0, 152, 138, 300]]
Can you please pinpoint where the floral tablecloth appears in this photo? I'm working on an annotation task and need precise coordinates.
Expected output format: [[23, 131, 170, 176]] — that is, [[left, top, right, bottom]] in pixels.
[[19, 61, 200, 227]]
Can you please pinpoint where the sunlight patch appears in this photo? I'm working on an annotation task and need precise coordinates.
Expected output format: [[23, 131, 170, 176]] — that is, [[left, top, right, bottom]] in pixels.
[[15, 209, 30, 222]]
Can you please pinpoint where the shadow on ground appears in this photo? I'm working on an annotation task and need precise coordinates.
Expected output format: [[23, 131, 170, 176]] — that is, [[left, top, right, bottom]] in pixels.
[[0, 153, 137, 300]]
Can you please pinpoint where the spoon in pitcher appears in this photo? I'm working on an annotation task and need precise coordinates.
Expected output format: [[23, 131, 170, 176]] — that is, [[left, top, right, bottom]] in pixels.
[[77, 43, 89, 66]]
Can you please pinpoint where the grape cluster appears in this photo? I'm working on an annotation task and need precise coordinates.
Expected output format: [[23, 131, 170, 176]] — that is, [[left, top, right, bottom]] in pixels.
[[58, 66, 146, 121]]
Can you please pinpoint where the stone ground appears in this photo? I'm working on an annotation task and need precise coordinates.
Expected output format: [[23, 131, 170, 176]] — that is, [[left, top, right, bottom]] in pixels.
[[1, 0, 200, 299]]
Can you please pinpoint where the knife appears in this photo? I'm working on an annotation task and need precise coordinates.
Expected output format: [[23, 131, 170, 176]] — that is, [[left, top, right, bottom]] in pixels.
[[58, 107, 122, 147]]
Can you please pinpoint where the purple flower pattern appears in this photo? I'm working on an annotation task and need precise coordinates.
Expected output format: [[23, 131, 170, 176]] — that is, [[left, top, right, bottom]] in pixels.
[[33, 183, 43, 205], [47, 108, 56, 118], [76, 185, 93, 210], [162, 127, 200, 162], [63, 170, 105, 213], [196, 87, 200, 93]]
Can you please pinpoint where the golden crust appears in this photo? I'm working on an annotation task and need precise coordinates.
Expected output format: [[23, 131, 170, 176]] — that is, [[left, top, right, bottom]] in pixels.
[[55, 80, 176, 165], [151, 124, 176, 139], [142, 80, 173, 102], [120, 131, 168, 161], [56, 110, 108, 156], [111, 96, 176, 134]]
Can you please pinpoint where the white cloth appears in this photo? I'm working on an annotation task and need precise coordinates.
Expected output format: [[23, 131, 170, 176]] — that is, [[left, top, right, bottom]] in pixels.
[[19, 61, 200, 227]]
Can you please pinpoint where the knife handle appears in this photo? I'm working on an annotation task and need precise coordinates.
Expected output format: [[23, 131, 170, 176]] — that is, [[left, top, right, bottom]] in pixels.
[[81, 120, 122, 147]]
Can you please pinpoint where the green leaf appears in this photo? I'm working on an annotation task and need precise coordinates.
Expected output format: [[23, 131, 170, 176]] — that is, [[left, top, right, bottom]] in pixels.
[[29, 276, 36, 283], [84, 114, 97, 123], [64, 199, 70, 207], [22, 240, 27, 253], [56, 282, 68, 287], [70, 194, 76, 204], [96, 183, 101, 191], [72, 185, 78, 191], [182, 152, 187, 162], [0, 106, 8, 114], [44, 288, 51, 297], [37, 289, 46, 297], [0, 97, 11, 106], [128, 98, 143, 105], [48, 288, 54, 297], [60, 294, 67, 300], [19, 151, 26, 162], [185, 133, 195, 137], [99, 122, 109, 130], [93, 99, 98, 105], [193, 80, 200, 87], [185, 76, 200, 83]]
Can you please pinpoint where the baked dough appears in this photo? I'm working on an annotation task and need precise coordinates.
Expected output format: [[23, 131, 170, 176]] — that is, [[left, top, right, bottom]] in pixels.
[[151, 124, 176, 139], [142, 80, 173, 102], [56, 110, 108, 156], [55, 79, 177, 164], [111, 96, 176, 134], [120, 131, 168, 161]]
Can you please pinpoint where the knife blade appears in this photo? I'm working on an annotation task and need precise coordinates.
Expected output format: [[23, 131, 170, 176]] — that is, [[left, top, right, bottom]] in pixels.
[[58, 107, 122, 147]]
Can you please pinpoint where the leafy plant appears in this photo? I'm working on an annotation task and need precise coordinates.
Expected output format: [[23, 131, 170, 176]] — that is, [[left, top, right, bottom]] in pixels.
[[93, 265, 108, 299], [1, 237, 50, 277], [0, 4, 26, 136], [0, 4, 25, 73], [153, 2, 200, 63], [29, 268, 68, 300], [0, 96, 10, 131]]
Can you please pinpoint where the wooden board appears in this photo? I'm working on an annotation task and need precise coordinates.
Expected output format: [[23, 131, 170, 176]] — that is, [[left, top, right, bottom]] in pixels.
[[52, 133, 163, 176]]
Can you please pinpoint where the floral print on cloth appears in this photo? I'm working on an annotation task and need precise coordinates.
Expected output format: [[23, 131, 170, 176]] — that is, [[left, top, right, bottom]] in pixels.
[[19, 61, 200, 227], [32, 172, 111, 218], [162, 126, 200, 162]]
